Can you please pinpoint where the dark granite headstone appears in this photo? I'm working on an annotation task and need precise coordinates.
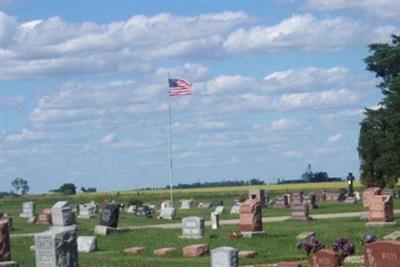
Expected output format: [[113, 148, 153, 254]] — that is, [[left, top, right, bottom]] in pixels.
[[135, 206, 152, 218], [99, 203, 120, 228], [0, 219, 11, 261]]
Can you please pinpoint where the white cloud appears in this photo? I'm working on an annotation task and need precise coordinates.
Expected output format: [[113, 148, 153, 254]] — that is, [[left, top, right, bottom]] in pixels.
[[328, 133, 342, 143], [224, 14, 398, 53], [270, 118, 300, 131], [1, 11, 248, 79], [100, 134, 117, 144], [5, 129, 44, 142], [305, 0, 400, 19]]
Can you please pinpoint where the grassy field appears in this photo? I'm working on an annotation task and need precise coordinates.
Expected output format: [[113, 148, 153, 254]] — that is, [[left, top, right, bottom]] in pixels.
[[1, 182, 399, 266]]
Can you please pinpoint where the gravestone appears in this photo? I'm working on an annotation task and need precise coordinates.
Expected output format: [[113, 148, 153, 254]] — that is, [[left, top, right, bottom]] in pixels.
[[304, 194, 318, 209], [159, 207, 176, 220], [211, 212, 219, 230], [78, 203, 96, 219], [126, 205, 136, 214], [291, 203, 310, 221], [274, 195, 289, 208], [180, 199, 193, 210], [230, 203, 241, 214], [99, 203, 120, 228], [325, 192, 340, 202], [364, 240, 400, 267], [183, 244, 208, 257], [51, 201, 75, 227], [310, 249, 340, 267], [77, 236, 97, 253], [363, 187, 382, 212], [0, 219, 11, 261], [37, 208, 52, 225], [215, 206, 224, 215], [211, 246, 238, 267], [249, 189, 266, 206], [181, 217, 205, 239], [161, 200, 171, 210], [135, 206, 152, 218], [314, 190, 326, 202], [338, 189, 346, 201], [211, 199, 223, 208], [367, 195, 395, 226], [35, 227, 78, 267], [291, 192, 303, 205], [19, 201, 35, 218], [239, 199, 264, 237], [198, 202, 210, 209]]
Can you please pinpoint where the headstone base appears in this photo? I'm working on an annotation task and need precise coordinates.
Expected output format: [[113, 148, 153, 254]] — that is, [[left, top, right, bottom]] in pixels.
[[0, 261, 18, 267], [366, 221, 397, 227], [49, 225, 77, 231], [179, 235, 203, 239], [19, 213, 32, 218], [241, 231, 267, 238], [94, 225, 118, 235], [77, 215, 95, 219], [344, 197, 357, 204]]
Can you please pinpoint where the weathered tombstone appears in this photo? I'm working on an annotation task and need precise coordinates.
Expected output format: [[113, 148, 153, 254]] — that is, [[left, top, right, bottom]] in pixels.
[[135, 206, 152, 218], [20, 201, 35, 218], [274, 195, 289, 208], [159, 207, 176, 220], [211, 212, 219, 230], [211, 199, 223, 208], [304, 194, 318, 209], [249, 189, 266, 206], [291, 203, 310, 221], [99, 203, 120, 228], [180, 199, 193, 210], [36, 208, 52, 225], [239, 199, 264, 237], [367, 195, 396, 226], [314, 190, 326, 202], [35, 227, 78, 267], [77, 236, 97, 253], [51, 201, 75, 227], [78, 203, 96, 219], [364, 240, 400, 267], [310, 249, 340, 267], [211, 246, 238, 267], [181, 217, 205, 239], [230, 203, 241, 214], [291, 192, 303, 205], [215, 206, 224, 215], [126, 205, 136, 214], [0, 219, 11, 261]]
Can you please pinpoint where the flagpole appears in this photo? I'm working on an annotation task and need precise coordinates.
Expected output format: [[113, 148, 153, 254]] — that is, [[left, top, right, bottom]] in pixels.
[[167, 73, 174, 208]]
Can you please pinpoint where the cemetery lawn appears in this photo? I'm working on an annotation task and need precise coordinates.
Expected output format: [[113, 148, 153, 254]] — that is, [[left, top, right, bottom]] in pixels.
[[10, 215, 400, 267]]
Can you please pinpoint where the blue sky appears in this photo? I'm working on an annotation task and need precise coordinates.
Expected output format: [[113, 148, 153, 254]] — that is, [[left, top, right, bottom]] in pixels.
[[1, 0, 399, 193]]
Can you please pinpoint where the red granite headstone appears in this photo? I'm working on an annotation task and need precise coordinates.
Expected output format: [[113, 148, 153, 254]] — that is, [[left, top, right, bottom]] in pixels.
[[239, 199, 262, 232], [248, 189, 266, 206], [364, 240, 400, 267], [0, 219, 11, 261], [368, 195, 394, 222], [291, 191, 304, 205], [363, 187, 381, 212], [310, 249, 340, 267]]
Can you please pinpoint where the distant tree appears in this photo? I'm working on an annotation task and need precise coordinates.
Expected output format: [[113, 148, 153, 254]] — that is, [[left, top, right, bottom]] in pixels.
[[56, 183, 77, 195], [358, 34, 400, 188], [11, 177, 29, 195]]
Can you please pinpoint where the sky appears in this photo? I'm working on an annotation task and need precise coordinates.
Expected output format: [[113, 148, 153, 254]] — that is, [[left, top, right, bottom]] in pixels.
[[1, 0, 399, 193]]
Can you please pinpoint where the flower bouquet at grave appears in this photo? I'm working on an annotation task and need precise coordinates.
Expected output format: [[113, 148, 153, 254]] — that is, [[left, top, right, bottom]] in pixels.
[[229, 231, 243, 240], [297, 235, 325, 257], [332, 236, 355, 263], [361, 234, 378, 246]]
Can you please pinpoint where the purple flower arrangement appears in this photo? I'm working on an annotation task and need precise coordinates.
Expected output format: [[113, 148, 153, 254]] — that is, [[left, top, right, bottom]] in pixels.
[[332, 236, 356, 259], [297, 235, 325, 256], [361, 234, 378, 245]]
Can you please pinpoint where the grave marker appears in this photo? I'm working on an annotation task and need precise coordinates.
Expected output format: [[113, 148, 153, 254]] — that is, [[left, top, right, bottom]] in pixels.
[[77, 236, 97, 253], [364, 240, 400, 267], [181, 217, 205, 239], [310, 249, 340, 267], [51, 201, 75, 227], [239, 199, 264, 237], [211, 212, 219, 230], [99, 203, 120, 228], [211, 246, 238, 267], [19, 201, 35, 218]]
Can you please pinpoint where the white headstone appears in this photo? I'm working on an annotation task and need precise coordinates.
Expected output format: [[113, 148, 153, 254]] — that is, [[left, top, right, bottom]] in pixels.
[[77, 236, 97, 253], [159, 208, 176, 220], [78, 203, 96, 219], [20, 201, 35, 218], [215, 206, 224, 215], [180, 199, 193, 209], [51, 201, 74, 226], [35, 227, 78, 267], [230, 203, 241, 214], [211, 212, 219, 230], [211, 246, 238, 267], [181, 216, 205, 238]]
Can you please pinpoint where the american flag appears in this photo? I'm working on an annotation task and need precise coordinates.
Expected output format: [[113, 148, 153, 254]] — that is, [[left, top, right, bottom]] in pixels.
[[168, 79, 192, 96]]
